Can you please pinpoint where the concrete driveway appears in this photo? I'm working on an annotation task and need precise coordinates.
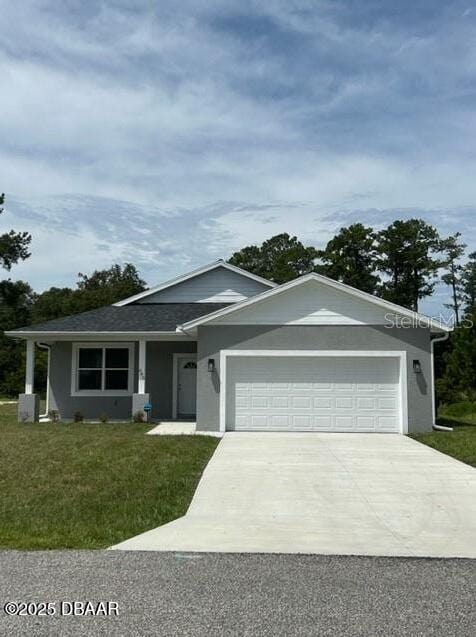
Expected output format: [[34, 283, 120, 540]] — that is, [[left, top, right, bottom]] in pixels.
[[112, 433, 476, 557]]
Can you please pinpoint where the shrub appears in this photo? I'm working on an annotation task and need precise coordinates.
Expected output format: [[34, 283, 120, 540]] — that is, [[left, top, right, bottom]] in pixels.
[[73, 411, 84, 423], [133, 410, 145, 423], [99, 412, 109, 424], [48, 410, 60, 422]]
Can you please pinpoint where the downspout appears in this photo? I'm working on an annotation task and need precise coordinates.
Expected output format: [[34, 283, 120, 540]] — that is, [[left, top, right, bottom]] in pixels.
[[37, 342, 51, 419], [430, 332, 452, 431]]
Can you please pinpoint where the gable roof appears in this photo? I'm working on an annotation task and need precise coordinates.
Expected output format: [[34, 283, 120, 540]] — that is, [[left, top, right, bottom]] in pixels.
[[178, 272, 452, 334], [5, 303, 230, 338], [114, 260, 276, 306]]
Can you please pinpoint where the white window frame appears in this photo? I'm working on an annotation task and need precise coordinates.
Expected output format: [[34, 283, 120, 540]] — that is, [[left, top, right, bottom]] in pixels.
[[71, 342, 135, 397], [219, 350, 408, 434]]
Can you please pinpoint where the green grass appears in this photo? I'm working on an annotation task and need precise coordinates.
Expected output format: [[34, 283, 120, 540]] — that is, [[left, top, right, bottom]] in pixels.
[[439, 401, 476, 420], [0, 403, 219, 549], [410, 412, 476, 469]]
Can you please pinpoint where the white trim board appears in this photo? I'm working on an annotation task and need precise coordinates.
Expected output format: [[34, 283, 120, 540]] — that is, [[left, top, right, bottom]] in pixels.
[[114, 260, 276, 306], [71, 342, 135, 397], [179, 273, 451, 334], [5, 331, 196, 341], [172, 353, 197, 419], [219, 350, 408, 434]]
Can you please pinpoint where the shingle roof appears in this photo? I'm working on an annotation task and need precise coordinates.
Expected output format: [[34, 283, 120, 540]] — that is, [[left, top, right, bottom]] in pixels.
[[9, 303, 230, 333]]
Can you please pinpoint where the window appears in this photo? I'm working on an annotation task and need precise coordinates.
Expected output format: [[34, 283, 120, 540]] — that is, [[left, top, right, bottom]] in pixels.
[[183, 361, 197, 369], [72, 343, 133, 395]]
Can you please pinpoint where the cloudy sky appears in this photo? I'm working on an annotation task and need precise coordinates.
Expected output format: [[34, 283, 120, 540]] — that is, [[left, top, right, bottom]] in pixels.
[[1, 1, 475, 315]]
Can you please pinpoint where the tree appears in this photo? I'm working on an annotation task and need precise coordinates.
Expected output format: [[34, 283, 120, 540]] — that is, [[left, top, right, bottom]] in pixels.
[[461, 252, 476, 314], [229, 233, 317, 283], [228, 245, 263, 278], [0, 280, 39, 396], [32, 264, 147, 323], [441, 233, 466, 325], [0, 193, 38, 395], [76, 263, 146, 306], [376, 219, 442, 311], [316, 223, 379, 294], [0, 193, 32, 270], [77, 263, 146, 301], [31, 287, 75, 324], [436, 310, 476, 404]]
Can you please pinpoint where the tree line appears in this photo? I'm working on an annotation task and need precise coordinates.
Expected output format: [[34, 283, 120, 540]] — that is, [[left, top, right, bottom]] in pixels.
[[1, 192, 475, 404], [229, 223, 475, 318]]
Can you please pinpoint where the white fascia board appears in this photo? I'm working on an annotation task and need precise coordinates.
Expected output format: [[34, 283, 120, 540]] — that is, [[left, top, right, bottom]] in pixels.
[[4, 331, 195, 341], [113, 260, 276, 306], [179, 272, 452, 334]]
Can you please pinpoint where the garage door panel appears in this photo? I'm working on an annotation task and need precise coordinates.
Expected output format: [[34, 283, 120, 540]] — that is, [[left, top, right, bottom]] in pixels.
[[356, 397, 376, 410], [314, 397, 332, 409], [292, 396, 312, 409], [356, 415, 376, 430], [227, 356, 401, 433], [294, 415, 313, 429], [378, 416, 399, 430], [335, 397, 353, 409], [314, 383, 333, 391], [335, 415, 354, 429], [271, 396, 290, 409], [313, 415, 333, 429], [269, 414, 290, 428], [335, 383, 354, 391], [378, 397, 398, 410], [235, 396, 249, 409]]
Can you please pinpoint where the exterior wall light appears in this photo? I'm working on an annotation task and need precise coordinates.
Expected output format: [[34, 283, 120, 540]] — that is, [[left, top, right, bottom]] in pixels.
[[413, 359, 422, 374], [208, 358, 215, 373]]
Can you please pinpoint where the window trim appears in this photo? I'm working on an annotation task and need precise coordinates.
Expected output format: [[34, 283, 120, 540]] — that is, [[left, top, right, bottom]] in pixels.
[[71, 342, 135, 397]]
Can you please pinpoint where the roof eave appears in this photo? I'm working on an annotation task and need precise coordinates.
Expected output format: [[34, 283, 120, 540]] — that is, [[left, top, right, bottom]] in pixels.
[[4, 330, 196, 341]]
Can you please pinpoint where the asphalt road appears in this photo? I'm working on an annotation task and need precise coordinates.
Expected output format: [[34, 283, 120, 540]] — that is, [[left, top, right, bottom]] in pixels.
[[0, 551, 474, 636]]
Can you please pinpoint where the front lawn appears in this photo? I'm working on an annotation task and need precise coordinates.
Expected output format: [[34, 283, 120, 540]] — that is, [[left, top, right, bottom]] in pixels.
[[410, 412, 476, 468], [0, 404, 219, 549]]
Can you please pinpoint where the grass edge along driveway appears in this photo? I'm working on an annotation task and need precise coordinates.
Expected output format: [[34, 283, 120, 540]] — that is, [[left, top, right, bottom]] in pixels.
[[0, 416, 219, 550], [409, 415, 476, 469]]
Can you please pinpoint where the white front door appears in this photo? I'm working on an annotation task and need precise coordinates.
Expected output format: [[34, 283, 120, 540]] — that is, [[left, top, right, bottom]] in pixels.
[[177, 356, 197, 416]]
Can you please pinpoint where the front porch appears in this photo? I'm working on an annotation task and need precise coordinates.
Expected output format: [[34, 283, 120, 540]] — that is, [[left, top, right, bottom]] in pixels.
[[17, 339, 198, 423]]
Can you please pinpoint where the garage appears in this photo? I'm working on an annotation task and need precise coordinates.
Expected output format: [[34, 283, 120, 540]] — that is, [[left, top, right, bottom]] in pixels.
[[224, 353, 404, 433]]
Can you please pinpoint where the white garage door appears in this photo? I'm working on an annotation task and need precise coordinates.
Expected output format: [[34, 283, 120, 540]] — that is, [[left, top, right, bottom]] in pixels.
[[226, 356, 401, 433]]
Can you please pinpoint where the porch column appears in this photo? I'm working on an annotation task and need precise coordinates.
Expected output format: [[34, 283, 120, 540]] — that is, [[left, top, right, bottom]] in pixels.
[[18, 340, 40, 423], [138, 339, 146, 394], [25, 339, 35, 394], [132, 339, 150, 422]]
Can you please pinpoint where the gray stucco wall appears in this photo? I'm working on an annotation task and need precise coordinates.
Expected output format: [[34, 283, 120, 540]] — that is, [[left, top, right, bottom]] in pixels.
[[196, 325, 433, 434], [49, 340, 196, 420], [49, 342, 138, 420]]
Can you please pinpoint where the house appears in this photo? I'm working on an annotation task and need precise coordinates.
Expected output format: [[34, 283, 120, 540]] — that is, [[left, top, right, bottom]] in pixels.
[[6, 260, 451, 433]]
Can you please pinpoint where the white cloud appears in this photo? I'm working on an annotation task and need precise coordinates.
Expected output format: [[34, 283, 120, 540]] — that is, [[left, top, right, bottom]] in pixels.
[[0, 0, 475, 314]]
